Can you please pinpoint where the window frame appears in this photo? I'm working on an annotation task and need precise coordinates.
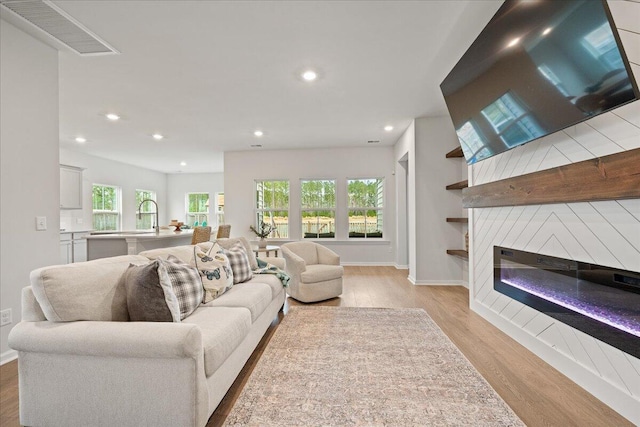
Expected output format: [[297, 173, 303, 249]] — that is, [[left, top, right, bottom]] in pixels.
[[300, 179, 336, 239], [92, 183, 121, 231], [255, 180, 289, 239], [186, 192, 209, 226], [347, 178, 384, 239]]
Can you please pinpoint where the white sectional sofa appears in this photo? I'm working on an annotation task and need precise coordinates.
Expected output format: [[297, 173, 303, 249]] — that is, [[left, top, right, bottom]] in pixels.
[[8, 238, 286, 427]]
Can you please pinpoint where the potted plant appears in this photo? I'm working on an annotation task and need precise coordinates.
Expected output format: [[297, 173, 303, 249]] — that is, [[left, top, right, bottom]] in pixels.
[[250, 221, 274, 248]]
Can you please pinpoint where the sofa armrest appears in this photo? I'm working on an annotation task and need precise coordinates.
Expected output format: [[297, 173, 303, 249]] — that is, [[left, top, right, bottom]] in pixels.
[[259, 256, 285, 269], [317, 244, 340, 265], [8, 320, 202, 359], [282, 246, 306, 277]]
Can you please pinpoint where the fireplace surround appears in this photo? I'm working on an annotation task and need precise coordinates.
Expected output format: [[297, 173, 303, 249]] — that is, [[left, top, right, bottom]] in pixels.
[[494, 246, 639, 358]]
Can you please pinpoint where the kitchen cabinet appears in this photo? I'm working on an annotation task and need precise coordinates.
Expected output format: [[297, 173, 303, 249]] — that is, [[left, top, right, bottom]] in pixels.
[[60, 165, 83, 209], [60, 231, 90, 263], [60, 234, 72, 264]]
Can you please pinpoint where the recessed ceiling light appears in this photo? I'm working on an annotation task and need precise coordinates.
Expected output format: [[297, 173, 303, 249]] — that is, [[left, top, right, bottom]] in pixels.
[[302, 70, 317, 81], [542, 27, 552, 36], [384, 125, 394, 132], [507, 37, 520, 48], [152, 133, 164, 140], [75, 137, 86, 143], [254, 130, 264, 137], [180, 161, 186, 166], [106, 113, 120, 121]]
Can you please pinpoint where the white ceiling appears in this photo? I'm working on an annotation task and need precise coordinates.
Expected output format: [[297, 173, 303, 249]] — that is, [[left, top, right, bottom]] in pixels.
[[11, 0, 503, 173]]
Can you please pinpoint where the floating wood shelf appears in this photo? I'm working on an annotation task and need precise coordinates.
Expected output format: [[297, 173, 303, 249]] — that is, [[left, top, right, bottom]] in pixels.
[[462, 148, 640, 208], [447, 249, 469, 259], [446, 146, 464, 158], [446, 217, 468, 223], [446, 180, 468, 190]]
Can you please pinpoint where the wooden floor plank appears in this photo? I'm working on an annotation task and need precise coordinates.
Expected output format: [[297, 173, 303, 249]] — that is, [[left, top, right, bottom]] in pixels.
[[0, 266, 631, 427]]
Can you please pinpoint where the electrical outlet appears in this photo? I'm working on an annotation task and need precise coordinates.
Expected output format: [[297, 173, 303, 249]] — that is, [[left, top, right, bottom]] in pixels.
[[36, 216, 47, 231], [0, 309, 11, 327], [76, 218, 84, 225]]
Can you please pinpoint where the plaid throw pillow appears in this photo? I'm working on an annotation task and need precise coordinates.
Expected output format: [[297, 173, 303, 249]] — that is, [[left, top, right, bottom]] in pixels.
[[223, 242, 253, 284], [192, 243, 234, 303], [162, 256, 203, 320]]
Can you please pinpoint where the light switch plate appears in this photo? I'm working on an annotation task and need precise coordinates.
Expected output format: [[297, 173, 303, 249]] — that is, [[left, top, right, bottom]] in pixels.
[[0, 309, 11, 327], [36, 216, 47, 231]]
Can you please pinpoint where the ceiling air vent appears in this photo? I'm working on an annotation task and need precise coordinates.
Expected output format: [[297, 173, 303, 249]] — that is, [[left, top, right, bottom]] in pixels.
[[0, 0, 119, 55]]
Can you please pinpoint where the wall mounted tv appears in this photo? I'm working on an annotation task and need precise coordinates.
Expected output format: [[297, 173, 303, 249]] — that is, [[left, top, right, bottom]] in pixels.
[[440, 0, 639, 165]]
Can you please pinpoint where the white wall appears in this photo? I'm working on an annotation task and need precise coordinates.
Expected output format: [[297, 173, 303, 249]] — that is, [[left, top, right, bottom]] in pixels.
[[0, 20, 60, 362], [394, 121, 415, 276], [59, 149, 168, 231], [224, 147, 396, 265], [468, 2, 640, 422], [166, 173, 224, 226], [393, 118, 468, 284], [414, 117, 467, 285]]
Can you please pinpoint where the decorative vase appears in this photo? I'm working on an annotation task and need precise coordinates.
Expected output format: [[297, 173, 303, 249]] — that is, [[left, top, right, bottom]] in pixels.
[[258, 238, 267, 249]]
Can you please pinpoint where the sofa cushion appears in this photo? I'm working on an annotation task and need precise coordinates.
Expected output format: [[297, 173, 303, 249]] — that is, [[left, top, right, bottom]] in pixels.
[[183, 307, 252, 377], [301, 264, 344, 284], [215, 237, 258, 271], [245, 274, 284, 299], [30, 255, 149, 322], [139, 242, 214, 264], [192, 244, 233, 303], [223, 242, 253, 284], [201, 282, 272, 322]]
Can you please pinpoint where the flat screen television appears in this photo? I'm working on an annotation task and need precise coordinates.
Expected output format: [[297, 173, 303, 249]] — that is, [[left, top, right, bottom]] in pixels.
[[440, 0, 639, 165]]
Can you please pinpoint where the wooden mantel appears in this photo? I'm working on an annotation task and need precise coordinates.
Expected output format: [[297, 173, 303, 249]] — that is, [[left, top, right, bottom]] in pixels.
[[462, 148, 640, 209]]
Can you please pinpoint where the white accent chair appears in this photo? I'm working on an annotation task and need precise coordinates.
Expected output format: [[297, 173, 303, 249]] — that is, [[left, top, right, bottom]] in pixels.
[[281, 241, 343, 303]]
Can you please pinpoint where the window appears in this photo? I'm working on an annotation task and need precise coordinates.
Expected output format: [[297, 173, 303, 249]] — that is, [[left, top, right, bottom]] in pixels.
[[92, 184, 120, 231], [216, 192, 225, 226], [255, 180, 289, 238], [582, 22, 623, 71], [537, 64, 569, 97], [456, 121, 491, 163], [186, 193, 209, 226], [135, 189, 156, 230], [348, 178, 383, 238], [481, 91, 543, 147], [301, 180, 335, 238]]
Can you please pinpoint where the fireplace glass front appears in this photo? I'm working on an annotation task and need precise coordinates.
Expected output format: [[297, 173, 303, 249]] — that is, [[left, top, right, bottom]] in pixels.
[[494, 246, 639, 358]]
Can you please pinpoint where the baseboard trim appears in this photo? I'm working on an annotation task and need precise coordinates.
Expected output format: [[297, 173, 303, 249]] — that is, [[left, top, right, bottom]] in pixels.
[[407, 275, 416, 284], [394, 264, 408, 270], [1, 349, 18, 365], [413, 280, 467, 286]]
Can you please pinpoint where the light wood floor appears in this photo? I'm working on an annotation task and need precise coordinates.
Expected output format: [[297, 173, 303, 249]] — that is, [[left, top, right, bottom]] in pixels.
[[0, 266, 632, 427]]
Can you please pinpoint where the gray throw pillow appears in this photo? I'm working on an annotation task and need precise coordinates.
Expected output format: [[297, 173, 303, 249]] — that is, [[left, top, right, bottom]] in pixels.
[[124, 260, 179, 322]]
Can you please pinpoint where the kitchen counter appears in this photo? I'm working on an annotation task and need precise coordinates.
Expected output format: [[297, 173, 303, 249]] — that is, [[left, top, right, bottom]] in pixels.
[[86, 229, 202, 260]]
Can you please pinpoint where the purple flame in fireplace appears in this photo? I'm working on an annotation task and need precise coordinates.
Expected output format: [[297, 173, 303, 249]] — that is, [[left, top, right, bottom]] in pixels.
[[501, 264, 640, 338]]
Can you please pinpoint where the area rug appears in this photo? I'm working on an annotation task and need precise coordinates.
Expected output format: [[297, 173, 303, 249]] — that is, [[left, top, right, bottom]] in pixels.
[[224, 307, 524, 426]]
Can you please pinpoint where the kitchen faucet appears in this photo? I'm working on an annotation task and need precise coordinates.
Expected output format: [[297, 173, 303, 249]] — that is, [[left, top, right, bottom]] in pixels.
[[138, 199, 160, 234]]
